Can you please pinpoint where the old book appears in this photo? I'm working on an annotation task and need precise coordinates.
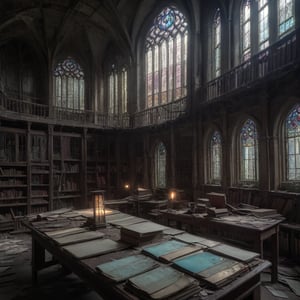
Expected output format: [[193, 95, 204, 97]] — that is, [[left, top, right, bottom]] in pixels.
[[46, 227, 87, 238], [143, 240, 204, 262], [125, 266, 198, 300], [52, 231, 104, 246], [173, 251, 247, 288], [209, 244, 259, 262], [174, 233, 219, 247], [96, 255, 159, 282], [173, 251, 224, 275], [63, 239, 128, 259], [121, 221, 166, 237]]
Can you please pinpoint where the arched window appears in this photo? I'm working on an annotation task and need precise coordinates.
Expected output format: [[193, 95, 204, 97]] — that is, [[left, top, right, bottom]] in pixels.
[[209, 131, 222, 184], [240, 119, 259, 183], [155, 142, 166, 188], [241, 0, 251, 61], [145, 6, 188, 108], [258, 0, 269, 50], [278, 0, 295, 37], [53, 57, 84, 110], [213, 9, 221, 77], [108, 65, 128, 114], [285, 104, 300, 181]]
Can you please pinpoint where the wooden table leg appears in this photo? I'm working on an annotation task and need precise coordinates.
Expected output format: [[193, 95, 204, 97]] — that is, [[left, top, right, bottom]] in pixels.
[[271, 227, 279, 283], [31, 237, 45, 285]]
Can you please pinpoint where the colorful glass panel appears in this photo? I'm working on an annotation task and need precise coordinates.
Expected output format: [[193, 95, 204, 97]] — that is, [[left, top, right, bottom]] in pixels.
[[145, 6, 188, 108], [53, 57, 85, 110], [286, 104, 300, 180], [240, 119, 258, 182]]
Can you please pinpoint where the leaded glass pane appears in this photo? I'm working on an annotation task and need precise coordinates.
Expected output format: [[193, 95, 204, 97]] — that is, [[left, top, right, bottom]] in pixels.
[[286, 104, 300, 181], [210, 131, 222, 183], [53, 57, 84, 110], [240, 119, 258, 182], [258, 0, 269, 50], [278, 0, 295, 36], [213, 9, 221, 78], [145, 6, 188, 107], [155, 142, 166, 188], [241, 0, 251, 61]]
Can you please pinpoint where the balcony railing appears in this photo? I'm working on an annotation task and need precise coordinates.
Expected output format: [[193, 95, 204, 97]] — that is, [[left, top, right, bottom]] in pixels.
[[205, 29, 299, 101], [133, 97, 187, 128], [0, 92, 49, 118]]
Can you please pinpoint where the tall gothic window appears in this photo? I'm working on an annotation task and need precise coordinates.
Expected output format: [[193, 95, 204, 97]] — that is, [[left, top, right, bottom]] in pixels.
[[278, 0, 295, 37], [155, 142, 166, 188], [209, 131, 222, 184], [285, 104, 300, 181], [258, 0, 269, 50], [241, 0, 251, 61], [53, 57, 84, 110], [108, 65, 128, 114], [213, 9, 221, 77], [145, 6, 188, 108], [240, 119, 259, 183]]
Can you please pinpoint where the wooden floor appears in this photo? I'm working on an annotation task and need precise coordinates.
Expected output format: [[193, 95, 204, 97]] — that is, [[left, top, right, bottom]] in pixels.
[[0, 233, 299, 300]]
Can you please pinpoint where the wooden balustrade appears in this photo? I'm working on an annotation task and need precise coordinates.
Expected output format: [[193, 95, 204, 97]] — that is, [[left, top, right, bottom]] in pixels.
[[133, 97, 187, 128], [205, 29, 298, 101]]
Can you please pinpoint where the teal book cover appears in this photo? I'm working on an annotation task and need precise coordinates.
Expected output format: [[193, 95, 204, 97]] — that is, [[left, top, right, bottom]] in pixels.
[[96, 254, 158, 282], [143, 240, 188, 258], [173, 251, 224, 274]]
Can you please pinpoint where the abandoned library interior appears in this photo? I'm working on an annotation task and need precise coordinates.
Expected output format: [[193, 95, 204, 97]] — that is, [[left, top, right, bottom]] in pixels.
[[1, 0, 300, 299]]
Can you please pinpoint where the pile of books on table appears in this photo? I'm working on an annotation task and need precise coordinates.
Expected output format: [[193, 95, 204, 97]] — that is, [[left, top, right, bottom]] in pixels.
[[120, 221, 166, 246]]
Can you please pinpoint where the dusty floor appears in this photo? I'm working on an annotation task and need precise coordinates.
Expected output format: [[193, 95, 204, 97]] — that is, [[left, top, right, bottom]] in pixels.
[[0, 233, 299, 300]]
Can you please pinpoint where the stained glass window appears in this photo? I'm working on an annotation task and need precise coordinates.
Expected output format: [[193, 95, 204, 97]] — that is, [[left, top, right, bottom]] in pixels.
[[155, 142, 166, 188], [108, 65, 128, 114], [213, 9, 221, 78], [53, 57, 84, 110], [209, 131, 222, 183], [258, 0, 269, 50], [145, 6, 188, 108], [285, 104, 300, 181], [241, 0, 251, 61], [278, 0, 295, 37], [240, 119, 259, 182]]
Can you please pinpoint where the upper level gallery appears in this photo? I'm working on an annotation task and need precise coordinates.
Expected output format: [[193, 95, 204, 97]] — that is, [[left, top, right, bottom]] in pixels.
[[0, 0, 299, 129]]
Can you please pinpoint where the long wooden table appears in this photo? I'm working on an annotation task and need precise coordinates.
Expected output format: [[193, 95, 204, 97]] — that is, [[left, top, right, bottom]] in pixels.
[[160, 210, 283, 283], [23, 211, 271, 300]]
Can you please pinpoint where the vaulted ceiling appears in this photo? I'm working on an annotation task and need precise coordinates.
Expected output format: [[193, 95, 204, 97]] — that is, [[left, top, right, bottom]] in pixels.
[[0, 0, 154, 65]]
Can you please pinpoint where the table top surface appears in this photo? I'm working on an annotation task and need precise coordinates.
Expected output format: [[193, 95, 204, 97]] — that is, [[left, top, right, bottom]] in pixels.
[[160, 209, 284, 231]]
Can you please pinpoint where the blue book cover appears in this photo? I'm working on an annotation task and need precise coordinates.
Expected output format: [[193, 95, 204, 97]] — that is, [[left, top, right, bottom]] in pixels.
[[173, 251, 224, 274], [96, 254, 158, 282], [143, 240, 188, 258]]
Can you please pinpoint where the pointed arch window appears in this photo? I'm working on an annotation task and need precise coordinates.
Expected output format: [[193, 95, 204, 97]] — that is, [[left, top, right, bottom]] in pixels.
[[209, 131, 222, 184], [240, 119, 259, 183], [285, 104, 300, 181], [213, 9, 221, 77], [278, 0, 295, 37], [145, 6, 188, 108], [155, 142, 166, 188], [108, 65, 128, 114], [258, 0, 269, 50], [241, 0, 251, 61], [53, 57, 84, 110]]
